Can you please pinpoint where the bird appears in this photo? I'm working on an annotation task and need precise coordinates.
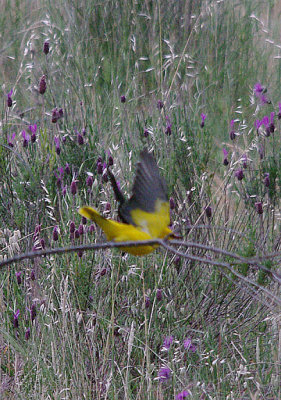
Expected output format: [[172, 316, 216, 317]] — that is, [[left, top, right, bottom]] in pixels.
[[79, 149, 174, 256]]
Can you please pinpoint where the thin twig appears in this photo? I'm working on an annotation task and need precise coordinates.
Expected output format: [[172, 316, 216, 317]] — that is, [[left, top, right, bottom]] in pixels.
[[1, 238, 280, 306]]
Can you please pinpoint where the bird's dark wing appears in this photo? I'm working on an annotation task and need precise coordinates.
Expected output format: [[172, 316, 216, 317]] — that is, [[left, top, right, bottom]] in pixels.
[[107, 168, 128, 223], [119, 149, 168, 225], [107, 168, 126, 205]]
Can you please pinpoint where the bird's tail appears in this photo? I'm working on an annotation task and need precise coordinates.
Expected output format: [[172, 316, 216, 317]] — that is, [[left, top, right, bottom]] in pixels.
[[79, 206, 118, 241]]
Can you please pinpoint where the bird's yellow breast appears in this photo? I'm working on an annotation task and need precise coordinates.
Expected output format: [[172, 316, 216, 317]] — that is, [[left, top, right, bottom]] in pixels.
[[130, 200, 171, 239]]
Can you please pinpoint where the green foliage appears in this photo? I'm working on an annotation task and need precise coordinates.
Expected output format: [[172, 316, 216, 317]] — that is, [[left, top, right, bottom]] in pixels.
[[0, 0, 280, 398]]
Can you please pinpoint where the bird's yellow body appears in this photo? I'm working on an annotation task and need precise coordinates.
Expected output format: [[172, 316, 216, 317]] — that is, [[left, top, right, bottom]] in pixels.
[[79, 149, 173, 256]]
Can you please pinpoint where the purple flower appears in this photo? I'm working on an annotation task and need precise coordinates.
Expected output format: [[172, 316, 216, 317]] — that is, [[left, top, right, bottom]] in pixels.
[[145, 296, 151, 308], [77, 132, 84, 145], [183, 337, 197, 352], [242, 154, 247, 169], [40, 238, 45, 249], [54, 136, 61, 155], [97, 162, 103, 175], [29, 124, 37, 143], [69, 221, 75, 234], [25, 327, 31, 340], [264, 173, 270, 188], [262, 115, 271, 137], [260, 94, 269, 104], [254, 82, 264, 95], [29, 124, 37, 134], [174, 256, 180, 266], [163, 335, 174, 350], [61, 185, 67, 196], [254, 82, 269, 104], [255, 202, 263, 215], [105, 202, 111, 212], [6, 89, 13, 107], [278, 102, 281, 119], [65, 163, 71, 174], [235, 169, 244, 181], [156, 289, 162, 301], [258, 144, 264, 160], [39, 75, 46, 95], [229, 120, 235, 140], [144, 129, 149, 138], [222, 148, 229, 166], [165, 116, 172, 136], [108, 153, 114, 166], [30, 270, 36, 281], [43, 41, 49, 55], [176, 390, 190, 399], [69, 221, 75, 233], [74, 229, 80, 239], [200, 113, 206, 128], [86, 175, 93, 188], [205, 206, 212, 218], [7, 132, 16, 147], [120, 95, 126, 103], [82, 216, 87, 225], [78, 224, 84, 235], [70, 180, 78, 195], [269, 112, 275, 133], [13, 309, 20, 328], [158, 367, 171, 382], [51, 107, 64, 123], [102, 171, 109, 183], [157, 100, 164, 110], [254, 119, 263, 132], [58, 166, 64, 177], [22, 130, 30, 147], [169, 197, 175, 210], [89, 224, 95, 233], [15, 271, 22, 285], [52, 108, 59, 123], [54, 167, 64, 188], [30, 303, 37, 321], [52, 226, 59, 241]]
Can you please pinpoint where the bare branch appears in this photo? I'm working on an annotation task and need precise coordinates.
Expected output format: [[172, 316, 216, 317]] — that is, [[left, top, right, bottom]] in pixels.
[[1, 238, 280, 306]]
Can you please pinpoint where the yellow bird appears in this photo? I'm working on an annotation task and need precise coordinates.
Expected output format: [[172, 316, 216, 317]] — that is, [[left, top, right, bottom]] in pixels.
[[79, 149, 174, 255]]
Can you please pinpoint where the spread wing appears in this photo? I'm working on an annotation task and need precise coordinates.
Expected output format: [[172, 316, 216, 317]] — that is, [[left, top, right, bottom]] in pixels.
[[119, 149, 170, 235], [107, 168, 127, 223]]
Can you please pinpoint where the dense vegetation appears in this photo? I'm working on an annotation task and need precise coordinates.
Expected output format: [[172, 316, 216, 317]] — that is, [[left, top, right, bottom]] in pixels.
[[0, 0, 280, 398]]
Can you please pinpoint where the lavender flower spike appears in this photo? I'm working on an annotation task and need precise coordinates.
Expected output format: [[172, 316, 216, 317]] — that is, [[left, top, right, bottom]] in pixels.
[[163, 335, 174, 350], [158, 367, 171, 382], [22, 130, 30, 147], [200, 113, 206, 128], [6, 89, 13, 107], [222, 148, 229, 166], [176, 390, 190, 400], [7, 132, 16, 147]]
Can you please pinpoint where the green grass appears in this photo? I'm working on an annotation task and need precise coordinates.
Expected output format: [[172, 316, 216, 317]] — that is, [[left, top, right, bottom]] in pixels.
[[0, 0, 281, 398]]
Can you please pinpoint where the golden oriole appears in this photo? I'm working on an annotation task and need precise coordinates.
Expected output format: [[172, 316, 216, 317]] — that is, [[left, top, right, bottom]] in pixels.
[[79, 149, 174, 255]]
